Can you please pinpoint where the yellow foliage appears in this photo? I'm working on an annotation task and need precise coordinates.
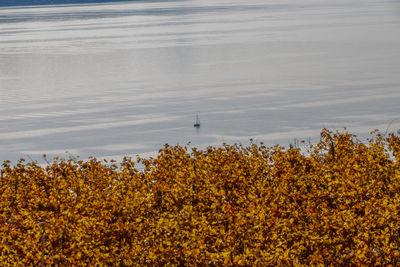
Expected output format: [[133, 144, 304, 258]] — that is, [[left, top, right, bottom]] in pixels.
[[1, 129, 400, 265]]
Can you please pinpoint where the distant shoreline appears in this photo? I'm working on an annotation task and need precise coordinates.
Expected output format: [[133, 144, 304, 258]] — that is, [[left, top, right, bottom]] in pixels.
[[0, 0, 136, 7]]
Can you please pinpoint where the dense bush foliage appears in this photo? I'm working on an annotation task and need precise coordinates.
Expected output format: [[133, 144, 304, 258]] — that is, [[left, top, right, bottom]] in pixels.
[[1, 129, 400, 265]]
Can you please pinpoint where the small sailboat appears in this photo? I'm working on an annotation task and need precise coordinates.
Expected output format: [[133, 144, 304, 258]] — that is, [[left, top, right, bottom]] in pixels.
[[194, 114, 200, 127]]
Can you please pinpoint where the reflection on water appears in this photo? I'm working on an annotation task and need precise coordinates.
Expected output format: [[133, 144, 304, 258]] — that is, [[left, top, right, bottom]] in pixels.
[[0, 0, 400, 162]]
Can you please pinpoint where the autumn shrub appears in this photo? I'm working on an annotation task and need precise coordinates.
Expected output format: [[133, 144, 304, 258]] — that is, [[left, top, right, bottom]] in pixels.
[[1, 128, 400, 265]]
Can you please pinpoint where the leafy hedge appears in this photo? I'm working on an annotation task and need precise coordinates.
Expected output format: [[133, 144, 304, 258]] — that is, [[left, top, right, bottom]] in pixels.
[[1, 129, 400, 265]]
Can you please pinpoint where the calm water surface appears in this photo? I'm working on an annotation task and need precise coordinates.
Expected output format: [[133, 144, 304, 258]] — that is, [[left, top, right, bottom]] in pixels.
[[0, 0, 400, 162]]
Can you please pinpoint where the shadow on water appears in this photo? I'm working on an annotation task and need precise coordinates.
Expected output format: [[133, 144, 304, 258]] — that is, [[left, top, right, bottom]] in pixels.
[[0, 0, 139, 7], [0, 1, 265, 24]]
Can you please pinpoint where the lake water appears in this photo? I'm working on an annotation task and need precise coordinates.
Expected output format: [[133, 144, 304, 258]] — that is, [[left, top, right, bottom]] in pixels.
[[0, 0, 400, 163]]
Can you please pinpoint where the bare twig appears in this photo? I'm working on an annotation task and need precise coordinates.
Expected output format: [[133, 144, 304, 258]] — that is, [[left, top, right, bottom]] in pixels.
[[43, 155, 51, 166], [384, 119, 398, 137]]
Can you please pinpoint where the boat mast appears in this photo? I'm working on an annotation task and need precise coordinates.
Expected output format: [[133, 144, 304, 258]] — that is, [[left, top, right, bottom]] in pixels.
[[194, 114, 200, 127]]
